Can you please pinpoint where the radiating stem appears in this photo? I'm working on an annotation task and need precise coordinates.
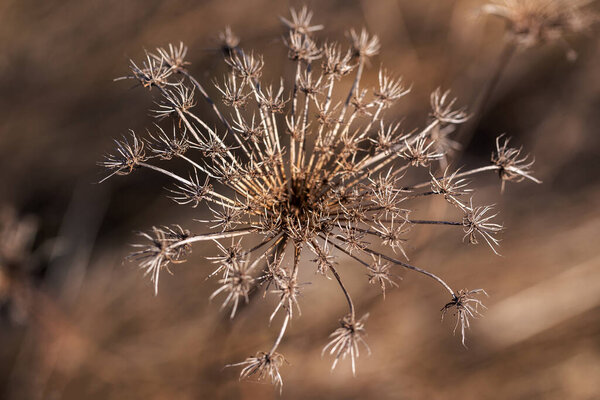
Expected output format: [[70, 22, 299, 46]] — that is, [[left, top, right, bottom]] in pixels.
[[169, 227, 256, 249], [329, 264, 355, 320], [269, 313, 290, 354], [408, 165, 500, 190], [138, 162, 236, 206], [362, 247, 454, 296]]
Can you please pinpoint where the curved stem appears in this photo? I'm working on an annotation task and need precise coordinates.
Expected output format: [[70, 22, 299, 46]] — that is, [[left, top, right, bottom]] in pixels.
[[328, 264, 355, 321], [324, 235, 369, 267], [362, 247, 454, 296]]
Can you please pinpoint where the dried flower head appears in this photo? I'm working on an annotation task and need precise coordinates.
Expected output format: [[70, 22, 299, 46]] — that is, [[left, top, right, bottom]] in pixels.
[[169, 171, 213, 207], [483, 0, 596, 55], [214, 74, 250, 108], [128, 225, 191, 295], [130, 56, 173, 89], [430, 88, 470, 125], [462, 200, 503, 255], [492, 135, 541, 193], [148, 125, 189, 160], [322, 42, 355, 78], [217, 26, 240, 55], [153, 84, 196, 120], [442, 289, 488, 347], [322, 313, 371, 376], [284, 31, 322, 63], [349, 28, 380, 59], [210, 256, 253, 318], [228, 351, 286, 392], [431, 167, 472, 210], [400, 136, 444, 167], [99, 131, 147, 182], [102, 7, 540, 389], [269, 269, 303, 323], [374, 69, 411, 108], [367, 256, 400, 298], [280, 5, 324, 35], [151, 41, 190, 73], [226, 51, 264, 82]]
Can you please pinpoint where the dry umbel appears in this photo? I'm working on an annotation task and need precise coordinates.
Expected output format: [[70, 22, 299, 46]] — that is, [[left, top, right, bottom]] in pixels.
[[100, 6, 541, 391], [483, 0, 597, 58]]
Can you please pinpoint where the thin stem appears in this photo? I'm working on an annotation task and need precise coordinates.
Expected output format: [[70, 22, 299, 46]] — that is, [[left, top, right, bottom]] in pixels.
[[292, 243, 302, 279], [458, 41, 516, 144], [181, 69, 235, 134], [169, 227, 256, 249], [408, 165, 500, 190], [247, 234, 285, 273], [138, 162, 236, 206], [139, 161, 190, 185], [269, 313, 290, 354], [324, 235, 370, 267], [329, 264, 355, 320], [362, 247, 454, 296], [407, 219, 462, 226], [177, 154, 217, 178]]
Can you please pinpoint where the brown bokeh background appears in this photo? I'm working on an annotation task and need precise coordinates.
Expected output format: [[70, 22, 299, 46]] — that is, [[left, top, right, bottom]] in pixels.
[[1, 0, 599, 399]]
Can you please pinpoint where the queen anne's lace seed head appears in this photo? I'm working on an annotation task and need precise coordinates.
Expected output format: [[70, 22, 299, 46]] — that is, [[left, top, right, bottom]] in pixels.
[[462, 200, 503, 255], [430, 167, 472, 210], [492, 135, 541, 192], [101, 6, 541, 390], [214, 74, 250, 108], [374, 69, 411, 108], [152, 42, 190, 73], [257, 80, 288, 113], [430, 88, 470, 125], [322, 42, 355, 79], [322, 313, 371, 376], [367, 256, 399, 298], [227, 351, 286, 393], [284, 31, 322, 63], [210, 257, 253, 319], [482, 0, 596, 55], [126, 54, 174, 89], [441, 289, 488, 347], [217, 26, 240, 55], [128, 225, 191, 295], [400, 136, 444, 167], [280, 5, 324, 35], [226, 51, 264, 82], [99, 131, 146, 182], [349, 28, 380, 59], [153, 84, 196, 120]]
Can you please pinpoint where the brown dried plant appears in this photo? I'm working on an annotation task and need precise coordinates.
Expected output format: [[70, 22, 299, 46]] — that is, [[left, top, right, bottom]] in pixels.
[[100, 6, 541, 391], [483, 0, 597, 58], [460, 0, 597, 149]]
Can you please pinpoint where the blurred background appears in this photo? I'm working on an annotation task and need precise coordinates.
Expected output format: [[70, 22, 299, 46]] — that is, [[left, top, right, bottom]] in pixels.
[[0, 0, 599, 399]]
